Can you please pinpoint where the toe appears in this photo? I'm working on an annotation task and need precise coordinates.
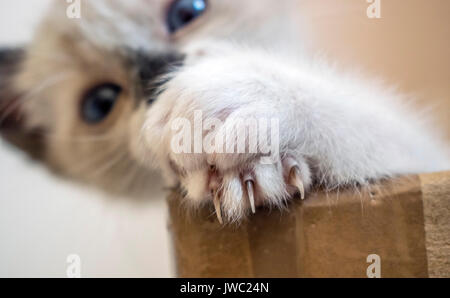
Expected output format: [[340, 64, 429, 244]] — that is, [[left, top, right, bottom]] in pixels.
[[221, 173, 247, 222], [253, 162, 289, 207], [283, 157, 312, 199], [181, 169, 210, 204]]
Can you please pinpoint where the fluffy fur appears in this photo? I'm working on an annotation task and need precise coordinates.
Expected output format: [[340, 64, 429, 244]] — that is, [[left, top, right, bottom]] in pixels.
[[0, 0, 449, 222]]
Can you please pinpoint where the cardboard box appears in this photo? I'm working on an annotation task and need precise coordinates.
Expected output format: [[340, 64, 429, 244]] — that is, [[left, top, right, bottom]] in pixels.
[[168, 172, 450, 278]]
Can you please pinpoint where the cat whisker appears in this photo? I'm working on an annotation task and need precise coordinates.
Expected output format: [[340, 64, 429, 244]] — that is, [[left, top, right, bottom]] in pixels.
[[65, 144, 125, 176], [43, 132, 126, 143], [88, 150, 129, 179], [117, 158, 143, 192], [0, 72, 73, 126]]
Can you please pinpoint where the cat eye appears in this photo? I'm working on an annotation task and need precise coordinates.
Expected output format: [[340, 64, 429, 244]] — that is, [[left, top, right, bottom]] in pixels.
[[167, 0, 208, 33], [81, 83, 122, 124]]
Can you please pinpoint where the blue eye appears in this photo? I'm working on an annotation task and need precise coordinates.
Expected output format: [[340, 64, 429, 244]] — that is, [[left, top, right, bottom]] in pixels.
[[81, 83, 122, 124], [167, 0, 208, 33]]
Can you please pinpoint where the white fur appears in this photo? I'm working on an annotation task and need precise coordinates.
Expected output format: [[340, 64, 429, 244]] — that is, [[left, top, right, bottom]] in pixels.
[[39, 0, 450, 222], [141, 43, 450, 221]]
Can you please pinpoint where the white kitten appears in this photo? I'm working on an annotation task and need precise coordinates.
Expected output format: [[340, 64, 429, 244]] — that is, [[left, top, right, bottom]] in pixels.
[[1, 0, 448, 223]]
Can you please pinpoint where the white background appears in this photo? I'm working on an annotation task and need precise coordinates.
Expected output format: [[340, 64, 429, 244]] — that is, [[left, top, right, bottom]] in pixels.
[[0, 0, 173, 278]]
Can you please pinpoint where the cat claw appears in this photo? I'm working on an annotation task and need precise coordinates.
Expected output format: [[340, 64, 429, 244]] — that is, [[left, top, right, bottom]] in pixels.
[[289, 166, 305, 200], [244, 173, 256, 214], [246, 181, 256, 214], [212, 190, 223, 224], [207, 158, 309, 224]]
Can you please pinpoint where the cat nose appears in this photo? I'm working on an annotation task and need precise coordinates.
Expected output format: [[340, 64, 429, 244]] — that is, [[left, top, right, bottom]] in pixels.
[[133, 51, 185, 103], [136, 52, 185, 82]]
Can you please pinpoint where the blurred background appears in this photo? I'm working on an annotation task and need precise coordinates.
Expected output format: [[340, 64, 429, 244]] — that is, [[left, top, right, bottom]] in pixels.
[[0, 0, 448, 277]]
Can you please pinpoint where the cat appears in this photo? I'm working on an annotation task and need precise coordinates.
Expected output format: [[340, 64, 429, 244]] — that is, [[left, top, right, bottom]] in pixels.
[[0, 0, 449, 223]]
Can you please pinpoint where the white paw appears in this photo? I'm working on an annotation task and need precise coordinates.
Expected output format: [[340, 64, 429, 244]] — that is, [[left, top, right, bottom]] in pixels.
[[179, 155, 312, 223]]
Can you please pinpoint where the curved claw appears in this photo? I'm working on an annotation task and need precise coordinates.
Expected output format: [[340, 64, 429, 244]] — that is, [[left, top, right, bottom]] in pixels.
[[246, 180, 256, 214], [212, 191, 223, 224], [289, 167, 305, 200], [244, 173, 256, 214]]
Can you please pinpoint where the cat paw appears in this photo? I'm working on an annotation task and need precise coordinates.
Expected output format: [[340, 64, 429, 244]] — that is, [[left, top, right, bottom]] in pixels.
[[180, 156, 312, 224]]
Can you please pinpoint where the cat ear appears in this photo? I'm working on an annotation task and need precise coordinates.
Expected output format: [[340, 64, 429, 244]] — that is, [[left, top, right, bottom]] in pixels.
[[0, 47, 45, 160]]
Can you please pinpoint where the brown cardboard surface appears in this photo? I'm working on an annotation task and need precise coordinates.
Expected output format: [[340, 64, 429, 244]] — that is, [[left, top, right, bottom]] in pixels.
[[168, 172, 450, 278], [421, 172, 450, 277]]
